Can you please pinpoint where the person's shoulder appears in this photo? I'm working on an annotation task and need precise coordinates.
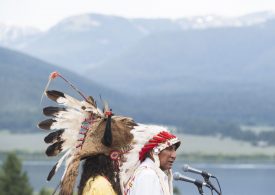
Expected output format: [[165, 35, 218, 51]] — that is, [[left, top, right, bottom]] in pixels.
[[92, 175, 111, 185], [129, 167, 162, 192], [85, 175, 110, 188], [83, 175, 116, 195], [135, 167, 158, 179]]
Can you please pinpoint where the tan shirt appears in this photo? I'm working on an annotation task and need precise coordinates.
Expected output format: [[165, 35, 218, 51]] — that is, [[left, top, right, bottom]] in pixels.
[[82, 175, 117, 195]]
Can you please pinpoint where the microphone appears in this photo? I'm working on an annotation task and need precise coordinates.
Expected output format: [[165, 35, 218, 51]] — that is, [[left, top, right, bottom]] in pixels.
[[173, 172, 208, 187], [183, 164, 213, 178]]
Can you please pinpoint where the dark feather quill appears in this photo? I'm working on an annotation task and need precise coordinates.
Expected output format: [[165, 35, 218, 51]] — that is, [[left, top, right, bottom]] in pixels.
[[46, 141, 64, 156], [44, 129, 64, 143], [86, 96, 97, 107], [47, 162, 58, 181], [43, 106, 66, 117], [38, 119, 57, 130], [46, 90, 65, 102]]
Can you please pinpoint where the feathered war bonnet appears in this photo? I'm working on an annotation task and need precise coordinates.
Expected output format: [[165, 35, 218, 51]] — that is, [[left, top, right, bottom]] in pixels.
[[38, 72, 137, 195], [119, 125, 181, 193]]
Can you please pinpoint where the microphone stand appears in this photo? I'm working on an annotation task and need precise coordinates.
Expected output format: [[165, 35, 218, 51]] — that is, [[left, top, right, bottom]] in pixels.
[[194, 183, 204, 195], [202, 173, 221, 195], [197, 186, 204, 195]]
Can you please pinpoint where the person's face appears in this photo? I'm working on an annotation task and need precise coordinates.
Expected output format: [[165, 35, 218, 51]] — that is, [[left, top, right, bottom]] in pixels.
[[158, 144, 177, 171]]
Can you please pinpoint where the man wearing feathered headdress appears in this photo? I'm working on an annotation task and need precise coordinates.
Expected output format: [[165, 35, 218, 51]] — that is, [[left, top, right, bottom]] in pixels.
[[121, 125, 181, 195]]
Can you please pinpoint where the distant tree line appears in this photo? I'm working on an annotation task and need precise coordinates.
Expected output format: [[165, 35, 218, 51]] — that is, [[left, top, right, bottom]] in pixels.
[[178, 119, 275, 146]]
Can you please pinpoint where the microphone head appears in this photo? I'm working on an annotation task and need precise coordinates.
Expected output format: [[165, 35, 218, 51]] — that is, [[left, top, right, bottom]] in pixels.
[[173, 172, 181, 180], [183, 164, 190, 172]]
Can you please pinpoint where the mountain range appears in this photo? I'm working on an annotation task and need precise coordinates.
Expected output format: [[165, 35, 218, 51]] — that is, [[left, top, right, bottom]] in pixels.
[[91, 19, 275, 93], [1, 11, 275, 73], [1, 12, 275, 145]]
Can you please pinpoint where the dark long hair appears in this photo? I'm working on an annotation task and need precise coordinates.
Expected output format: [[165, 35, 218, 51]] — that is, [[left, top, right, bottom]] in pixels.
[[78, 154, 121, 195]]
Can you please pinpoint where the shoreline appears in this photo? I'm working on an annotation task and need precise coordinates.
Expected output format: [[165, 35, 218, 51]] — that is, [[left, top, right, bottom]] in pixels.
[[177, 153, 275, 163], [0, 151, 274, 164]]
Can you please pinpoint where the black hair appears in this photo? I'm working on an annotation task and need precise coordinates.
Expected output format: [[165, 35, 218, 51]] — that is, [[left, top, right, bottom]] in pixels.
[[78, 154, 121, 195]]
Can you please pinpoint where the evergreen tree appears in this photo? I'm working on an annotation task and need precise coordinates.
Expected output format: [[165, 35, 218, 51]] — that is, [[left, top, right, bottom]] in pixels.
[[0, 153, 33, 195], [39, 187, 52, 195], [173, 186, 181, 195]]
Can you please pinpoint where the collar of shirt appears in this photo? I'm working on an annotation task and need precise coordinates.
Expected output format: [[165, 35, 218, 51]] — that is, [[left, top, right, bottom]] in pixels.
[[141, 158, 168, 183]]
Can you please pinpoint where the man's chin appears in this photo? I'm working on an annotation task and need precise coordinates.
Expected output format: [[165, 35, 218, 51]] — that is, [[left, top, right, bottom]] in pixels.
[[167, 163, 173, 170]]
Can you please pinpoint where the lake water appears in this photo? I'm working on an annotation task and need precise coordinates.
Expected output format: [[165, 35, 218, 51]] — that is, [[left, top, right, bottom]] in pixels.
[[22, 161, 275, 195], [173, 163, 275, 195]]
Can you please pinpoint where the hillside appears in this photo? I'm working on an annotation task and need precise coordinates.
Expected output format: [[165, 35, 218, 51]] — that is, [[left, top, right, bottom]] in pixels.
[[87, 20, 275, 125], [80, 20, 275, 146], [1, 15, 275, 146], [0, 46, 274, 146], [0, 47, 136, 132], [90, 20, 275, 91]]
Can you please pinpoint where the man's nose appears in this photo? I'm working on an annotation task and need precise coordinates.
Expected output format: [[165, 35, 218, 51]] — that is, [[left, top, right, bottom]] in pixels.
[[171, 149, 176, 159]]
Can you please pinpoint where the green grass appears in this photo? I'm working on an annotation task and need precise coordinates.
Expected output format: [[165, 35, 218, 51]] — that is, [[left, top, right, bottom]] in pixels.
[[177, 153, 275, 163], [240, 125, 275, 135], [0, 132, 46, 152], [1, 132, 275, 162], [177, 133, 275, 156]]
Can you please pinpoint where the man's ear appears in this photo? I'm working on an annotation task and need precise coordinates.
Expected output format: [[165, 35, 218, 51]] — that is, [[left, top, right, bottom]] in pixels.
[[148, 151, 155, 161]]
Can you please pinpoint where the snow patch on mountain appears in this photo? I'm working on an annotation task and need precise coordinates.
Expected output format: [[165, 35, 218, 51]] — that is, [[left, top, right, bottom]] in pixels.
[[56, 14, 102, 32], [176, 11, 275, 30], [0, 23, 40, 43]]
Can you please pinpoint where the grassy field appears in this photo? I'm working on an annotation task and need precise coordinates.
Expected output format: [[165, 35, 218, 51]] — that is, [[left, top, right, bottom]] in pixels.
[[1, 131, 275, 157], [177, 133, 275, 156], [0, 131, 46, 152], [240, 125, 275, 135]]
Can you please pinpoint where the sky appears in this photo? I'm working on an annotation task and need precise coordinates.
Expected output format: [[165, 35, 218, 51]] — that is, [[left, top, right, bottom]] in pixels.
[[1, 0, 275, 30]]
